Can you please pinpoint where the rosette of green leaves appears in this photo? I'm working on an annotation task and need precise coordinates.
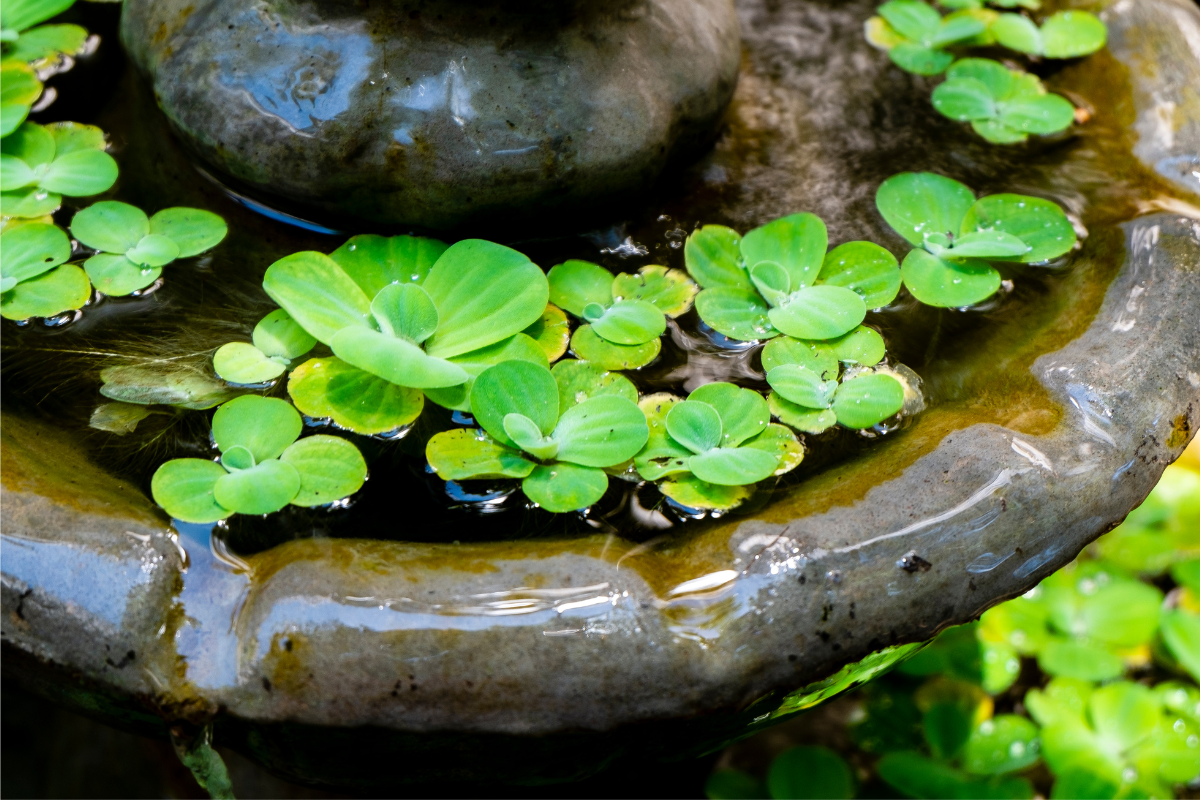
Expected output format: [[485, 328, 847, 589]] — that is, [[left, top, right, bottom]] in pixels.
[[213, 309, 316, 384], [686, 214, 900, 342], [548, 261, 696, 370], [270, 236, 551, 433], [425, 360, 648, 512], [0, 220, 89, 319], [1, 61, 42, 137], [70, 201, 228, 295], [634, 383, 802, 511], [0, 121, 116, 217], [1, 0, 87, 65], [990, 10, 1106, 59], [933, 58, 1075, 144], [150, 395, 366, 522], [876, 171, 1075, 307], [865, 0, 986, 75]]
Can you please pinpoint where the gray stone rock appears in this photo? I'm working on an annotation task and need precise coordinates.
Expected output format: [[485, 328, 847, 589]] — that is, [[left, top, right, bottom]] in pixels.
[[118, 0, 741, 232]]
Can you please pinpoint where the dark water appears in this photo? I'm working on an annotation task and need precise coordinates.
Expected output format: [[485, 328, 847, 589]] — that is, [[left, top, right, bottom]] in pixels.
[[1, 0, 1183, 555]]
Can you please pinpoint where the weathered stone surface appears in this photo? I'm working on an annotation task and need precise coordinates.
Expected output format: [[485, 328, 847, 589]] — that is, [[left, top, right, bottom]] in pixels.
[[119, 0, 741, 232]]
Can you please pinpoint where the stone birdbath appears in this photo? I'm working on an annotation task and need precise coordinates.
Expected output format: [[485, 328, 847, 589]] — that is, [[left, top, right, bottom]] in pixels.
[[2, 0, 1199, 791]]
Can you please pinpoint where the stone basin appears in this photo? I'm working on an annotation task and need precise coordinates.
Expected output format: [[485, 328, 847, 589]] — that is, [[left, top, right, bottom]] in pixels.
[[3, 0, 1200, 789]]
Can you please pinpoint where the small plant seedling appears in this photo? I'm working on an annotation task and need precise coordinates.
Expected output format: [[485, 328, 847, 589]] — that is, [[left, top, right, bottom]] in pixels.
[[932, 58, 1075, 144], [425, 360, 649, 512], [0, 121, 116, 217], [213, 309, 316, 384], [634, 383, 802, 510], [0, 220, 89, 319], [0, 61, 42, 137], [548, 261, 697, 370], [70, 201, 228, 295], [767, 350, 907, 433], [151, 395, 367, 521], [686, 213, 900, 342], [1, 0, 87, 65], [990, 10, 1106, 59], [875, 171, 1075, 307], [865, 0, 986, 75], [265, 235, 551, 415]]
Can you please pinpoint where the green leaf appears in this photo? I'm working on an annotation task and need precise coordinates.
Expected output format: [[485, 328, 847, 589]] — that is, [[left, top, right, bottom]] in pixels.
[[876, 172, 976, 247], [666, 399, 723, 454], [150, 458, 231, 523], [589, 298, 665, 345], [819, 241, 901, 308], [832, 373, 905, 428], [2, 121, 54, 167], [425, 429, 535, 480], [769, 393, 837, 434], [0, 221, 69, 285], [40, 148, 117, 196], [634, 393, 693, 480], [522, 462, 609, 512], [99, 364, 234, 409], [327, 233, 447, 298], [213, 459, 301, 515], [901, 248, 1001, 307], [70, 200, 148, 253], [946, 57, 1014, 96], [6, 22, 87, 62], [0, 154, 35, 190], [45, 121, 105, 156], [767, 364, 837, 408], [547, 259, 614, 317], [659, 474, 753, 511], [961, 194, 1076, 263], [1172, 560, 1200, 594], [829, 325, 886, 365], [999, 94, 1075, 137], [221, 445, 255, 471], [279, 435, 367, 506], [148, 207, 228, 257], [761, 336, 838, 379], [690, 445, 780, 485], [370, 281, 439, 343], [612, 265, 697, 317], [552, 359, 637, 411], [213, 342, 286, 384], [331, 326, 467, 389], [504, 412, 560, 460], [972, 119, 1030, 145], [0, 187, 60, 217], [923, 702, 975, 760], [1043, 565, 1163, 647], [422, 333, 549, 411], [740, 423, 804, 475], [877, 751, 1034, 800], [84, 253, 159, 296], [2, 0, 76, 32], [471, 360, 559, 447], [1161, 609, 1200, 683], [287, 357, 423, 434], [749, 260, 791, 306], [689, 382, 771, 446], [0, 262, 89, 319], [1037, 639, 1124, 680], [1040, 10, 1105, 58], [252, 308, 315, 360], [262, 251, 373, 344], [991, 12, 1042, 54], [522, 303, 570, 362], [88, 401, 152, 435], [767, 284, 866, 340], [931, 12, 986, 46], [889, 43, 955, 75], [704, 769, 767, 800], [125, 233, 180, 267], [767, 746, 855, 800], [421, 239, 549, 359], [569, 324, 662, 369], [553, 395, 648, 468], [963, 715, 1040, 775], [211, 395, 301, 462], [878, 0, 941, 43], [949, 230, 1030, 259], [865, 15, 908, 49], [933, 76, 997, 120], [740, 212, 827, 291], [0, 62, 41, 137], [694, 287, 778, 341], [1046, 769, 1123, 800], [684, 224, 749, 291], [1025, 677, 1093, 728], [1089, 682, 1160, 754]]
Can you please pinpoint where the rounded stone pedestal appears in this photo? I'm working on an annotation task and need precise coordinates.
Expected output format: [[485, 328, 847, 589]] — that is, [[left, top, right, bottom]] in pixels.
[[119, 0, 741, 232]]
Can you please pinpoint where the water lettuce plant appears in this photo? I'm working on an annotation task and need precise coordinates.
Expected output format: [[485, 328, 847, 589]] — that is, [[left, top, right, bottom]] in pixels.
[[0, 60, 41, 137], [151, 395, 366, 522], [265, 236, 550, 419], [425, 360, 648, 512], [548, 260, 696, 370], [990, 10, 1107, 59], [865, 0, 986, 75], [213, 309, 316, 384], [634, 383, 802, 510], [686, 213, 900, 342], [0, 220, 89, 319], [1, 0, 86, 64], [70, 200, 228, 295], [1, 121, 116, 217], [876, 171, 1075, 307], [933, 58, 1075, 144]]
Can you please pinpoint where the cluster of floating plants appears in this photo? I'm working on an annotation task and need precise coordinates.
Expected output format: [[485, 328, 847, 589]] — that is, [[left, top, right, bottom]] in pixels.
[[865, 0, 1106, 143], [0, 0, 229, 321]]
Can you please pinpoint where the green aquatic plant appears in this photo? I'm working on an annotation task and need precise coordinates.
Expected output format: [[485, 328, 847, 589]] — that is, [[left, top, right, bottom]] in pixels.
[[865, 0, 986, 75], [0, 60, 42, 137], [0, 220, 89, 319], [151, 395, 366, 522], [1, 0, 86, 64], [686, 213, 900, 342], [548, 260, 697, 370], [933, 58, 1076, 144], [939, 0, 1038, 10], [0, 121, 116, 217], [425, 360, 648, 512], [267, 235, 550, 417], [212, 309, 316, 384], [876, 171, 1075, 307], [634, 383, 802, 510], [70, 200, 228, 295], [990, 10, 1107, 59]]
